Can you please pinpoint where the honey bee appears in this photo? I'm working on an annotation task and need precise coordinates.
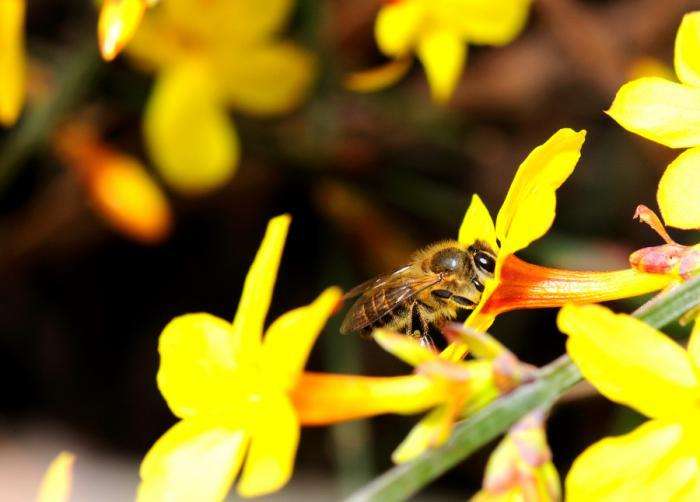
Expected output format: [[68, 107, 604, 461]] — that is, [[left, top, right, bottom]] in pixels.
[[340, 240, 497, 348]]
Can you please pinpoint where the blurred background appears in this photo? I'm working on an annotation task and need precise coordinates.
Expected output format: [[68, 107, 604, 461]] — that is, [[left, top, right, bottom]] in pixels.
[[2, 0, 700, 500]]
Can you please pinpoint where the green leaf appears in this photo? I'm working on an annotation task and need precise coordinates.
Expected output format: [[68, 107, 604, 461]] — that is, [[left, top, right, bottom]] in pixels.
[[345, 275, 700, 502]]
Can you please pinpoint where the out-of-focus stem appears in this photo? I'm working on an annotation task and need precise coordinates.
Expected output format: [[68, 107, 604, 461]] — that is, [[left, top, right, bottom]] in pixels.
[[0, 43, 100, 193]]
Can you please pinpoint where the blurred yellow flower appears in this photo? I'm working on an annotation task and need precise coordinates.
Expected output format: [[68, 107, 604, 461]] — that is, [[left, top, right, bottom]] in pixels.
[[440, 129, 669, 360], [372, 0, 531, 103], [125, 0, 316, 194], [608, 12, 700, 230], [37, 452, 75, 502], [558, 304, 700, 501], [138, 215, 342, 500], [0, 0, 25, 126], [472, 411, 560, 502]]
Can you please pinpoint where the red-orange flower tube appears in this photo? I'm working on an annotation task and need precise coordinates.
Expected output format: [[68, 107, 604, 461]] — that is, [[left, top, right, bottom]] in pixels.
[[479, 255, 671, 317]]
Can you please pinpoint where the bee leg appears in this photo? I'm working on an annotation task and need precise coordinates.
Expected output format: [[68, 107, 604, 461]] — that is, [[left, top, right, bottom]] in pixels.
[[406, 301, 421, 338], [415, 303, 436, 351]]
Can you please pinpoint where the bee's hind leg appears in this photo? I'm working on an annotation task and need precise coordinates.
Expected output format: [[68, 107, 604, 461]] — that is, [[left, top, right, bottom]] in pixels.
[[407, 302, 436, 351]]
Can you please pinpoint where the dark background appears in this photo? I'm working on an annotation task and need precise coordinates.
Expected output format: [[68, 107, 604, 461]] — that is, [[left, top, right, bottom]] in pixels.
[[1, 0, 700, 499]]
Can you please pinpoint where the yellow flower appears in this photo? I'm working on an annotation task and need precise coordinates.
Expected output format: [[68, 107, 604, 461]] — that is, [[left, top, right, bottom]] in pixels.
[[98, 0, 157, 62], [439, 129, 670, 361], [608, 12, 700, 230], [558, 304, 700, 501], [37, 452, 75, 502], [137, 215, 342, 499], [472, 411, 560, 502], [125, 0, 315, 194], [0, 0, 25, 126], [372, 0, 531, 103]]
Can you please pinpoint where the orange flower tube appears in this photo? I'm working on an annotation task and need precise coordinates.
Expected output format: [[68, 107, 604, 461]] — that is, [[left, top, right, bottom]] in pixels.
[[292, 372, 450, 425], [480, 255, 672, 317]]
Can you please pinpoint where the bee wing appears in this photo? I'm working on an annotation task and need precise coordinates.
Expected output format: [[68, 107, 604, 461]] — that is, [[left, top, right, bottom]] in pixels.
[[340, 273, 443, 334], [343, 265, 413, 300]]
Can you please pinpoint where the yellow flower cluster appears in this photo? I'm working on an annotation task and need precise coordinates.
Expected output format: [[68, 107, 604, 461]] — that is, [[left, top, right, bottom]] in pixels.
[[560, 304, 700, 500], [554, 12, 700, 500], [5, 3, 700, 502], [136, 126, 682, 500]]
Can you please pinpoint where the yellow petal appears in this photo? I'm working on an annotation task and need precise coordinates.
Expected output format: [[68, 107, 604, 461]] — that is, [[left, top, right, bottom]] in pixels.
[[607, 77, 700, 148], [163, 0, 294, 46], [343, 58, 413, 93], [392, 403, 455, 463], [558, 304, 698, 419], [657, 147, 700, 229], [675, 12, 700, 88], [98, 0, 146, 61], [676, 472, 700, 502], [374, 0, 424, 58], [144, 62, 239, 194], [37, 452, 75, 502], [458, 194, 498, 252], [231, 214, 290, 361], [124, 8, 182, 72], [157, 314, 242, 419], [373, 329, 438, 367], [495, 128, 586, 260], [237, 396, 299, 498], [262, 287, 342, 387], [416, 29, 466, 104], [439, 0, 531, 46], [137, 419, 248, 502], [0, 0, 25, 126], [566, 420, 692, 501], [216, 42, 315, 116]]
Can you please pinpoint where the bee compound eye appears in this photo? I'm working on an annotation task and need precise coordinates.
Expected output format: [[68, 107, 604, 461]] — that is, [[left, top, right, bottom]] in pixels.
[[430, 249, 463, 273], [474, 251, 496, 274]]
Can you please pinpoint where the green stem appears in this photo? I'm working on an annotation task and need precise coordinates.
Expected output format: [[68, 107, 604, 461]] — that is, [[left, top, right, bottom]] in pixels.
[[0, 43, 100, 193], [345, 274, 700, 502]]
